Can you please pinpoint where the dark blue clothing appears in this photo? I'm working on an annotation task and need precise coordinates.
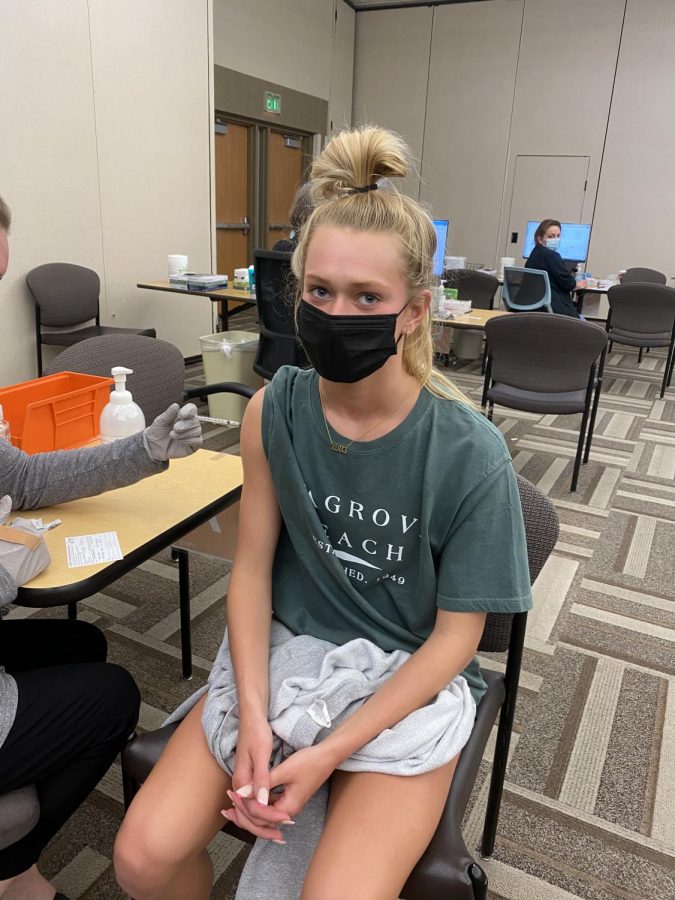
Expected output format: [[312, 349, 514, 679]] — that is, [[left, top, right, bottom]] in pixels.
[[526, 243, 580, 318]]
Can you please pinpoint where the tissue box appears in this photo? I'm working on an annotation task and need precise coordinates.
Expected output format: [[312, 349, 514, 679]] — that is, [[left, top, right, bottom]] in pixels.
[[233, 268, 250, 290]]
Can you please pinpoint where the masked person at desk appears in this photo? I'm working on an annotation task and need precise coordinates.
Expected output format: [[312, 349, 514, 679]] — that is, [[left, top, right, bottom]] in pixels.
[[0, 193, 202, 900], [525, 218, 587, 318]]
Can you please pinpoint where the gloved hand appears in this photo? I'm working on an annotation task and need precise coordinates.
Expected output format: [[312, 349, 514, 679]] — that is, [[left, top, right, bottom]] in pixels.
[[142, 402, 203, 461], [0, 495, 51, 587]]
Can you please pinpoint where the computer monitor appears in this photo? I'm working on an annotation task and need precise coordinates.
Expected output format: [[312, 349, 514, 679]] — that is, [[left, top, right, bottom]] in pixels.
[[432, 219, 449, 277], [522, 221, 591, 263]]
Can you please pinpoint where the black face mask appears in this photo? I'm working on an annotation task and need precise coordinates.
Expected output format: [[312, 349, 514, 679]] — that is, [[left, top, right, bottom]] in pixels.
[[297, 299, 410, 384]]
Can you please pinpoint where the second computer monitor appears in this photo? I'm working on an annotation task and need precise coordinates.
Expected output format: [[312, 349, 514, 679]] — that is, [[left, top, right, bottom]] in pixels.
[[432, 219, 449, 277], [522, 221, 591, 264]]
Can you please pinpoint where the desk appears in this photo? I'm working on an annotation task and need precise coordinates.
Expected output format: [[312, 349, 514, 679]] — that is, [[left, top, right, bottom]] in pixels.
[[574, 282, 617, 320], [137, 280, 256, 333], [16, 449, 243, 676], [432, 308, 511, 330]]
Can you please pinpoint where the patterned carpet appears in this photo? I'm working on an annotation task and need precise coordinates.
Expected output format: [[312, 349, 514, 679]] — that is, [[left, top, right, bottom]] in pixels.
[[7, 322, 675, 899]]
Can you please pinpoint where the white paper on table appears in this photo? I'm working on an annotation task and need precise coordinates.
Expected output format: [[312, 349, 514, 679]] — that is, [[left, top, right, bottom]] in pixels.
[[65, 531, 124, 568]]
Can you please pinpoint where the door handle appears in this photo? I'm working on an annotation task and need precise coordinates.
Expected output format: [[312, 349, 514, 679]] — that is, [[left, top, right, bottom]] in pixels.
[[216, 223, 251, 232], [268, 223, 291, 231]]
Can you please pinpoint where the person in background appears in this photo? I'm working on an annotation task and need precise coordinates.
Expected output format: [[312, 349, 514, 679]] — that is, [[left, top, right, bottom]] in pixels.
[[0, 192, 202, 900], [525, 218, 587, 317], [272, 181, 314, 253]]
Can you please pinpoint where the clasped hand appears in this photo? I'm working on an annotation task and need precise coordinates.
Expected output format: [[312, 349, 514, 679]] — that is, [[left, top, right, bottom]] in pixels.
[[223, 718, 335, 843]]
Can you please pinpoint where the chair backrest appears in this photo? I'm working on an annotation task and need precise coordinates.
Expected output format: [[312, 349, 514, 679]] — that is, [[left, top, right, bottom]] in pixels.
[[444, 269, 499, 310], [485, 313, 607, 393], [26, 263, 101, 327], [620, 267, 667, 285], [253, 249, 308, 378], [502, 266, 552, 313], [0, 784, 40, 852], [607, 283, 675, 336], [478, 474, 559, 652], [44, 334, 185, 423]]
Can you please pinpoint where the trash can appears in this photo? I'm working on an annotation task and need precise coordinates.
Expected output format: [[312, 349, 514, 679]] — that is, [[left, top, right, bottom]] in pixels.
[[452, 330, 484, 361], [199, 331, 263, 423]]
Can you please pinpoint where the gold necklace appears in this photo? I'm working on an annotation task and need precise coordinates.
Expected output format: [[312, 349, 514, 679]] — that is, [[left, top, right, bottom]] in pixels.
[[318, 383, 417, 454]]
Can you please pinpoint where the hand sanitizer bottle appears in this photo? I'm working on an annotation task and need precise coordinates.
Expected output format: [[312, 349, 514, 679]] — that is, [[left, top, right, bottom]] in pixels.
[[99, 367, 146, 442], [0, 404, 11, 444]]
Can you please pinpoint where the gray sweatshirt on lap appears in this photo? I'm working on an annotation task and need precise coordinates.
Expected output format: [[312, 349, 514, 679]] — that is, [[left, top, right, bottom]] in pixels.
[[0, 433, 166, 747]]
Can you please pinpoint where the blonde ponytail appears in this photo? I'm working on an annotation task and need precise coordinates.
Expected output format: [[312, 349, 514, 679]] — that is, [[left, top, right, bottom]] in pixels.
[[293, 126, 473, 407]]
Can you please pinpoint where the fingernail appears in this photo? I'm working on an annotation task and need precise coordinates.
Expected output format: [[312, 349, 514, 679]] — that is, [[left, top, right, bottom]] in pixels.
[[281, 820, 295, 825], [221, 808, 234, 819], [257, 787, 269, 806], [226, 790, 236, 803], [236, 784, 253, 798], [272, 839, 286, 845]]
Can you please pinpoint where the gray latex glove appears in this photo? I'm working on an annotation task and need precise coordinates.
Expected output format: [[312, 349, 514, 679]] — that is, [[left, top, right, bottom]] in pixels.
[[142, 402, 203, 461], [0, 495, 51, 587]]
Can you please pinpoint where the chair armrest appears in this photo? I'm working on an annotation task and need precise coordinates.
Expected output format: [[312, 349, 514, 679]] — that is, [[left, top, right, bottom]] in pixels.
[[184, 381, 257, 402]]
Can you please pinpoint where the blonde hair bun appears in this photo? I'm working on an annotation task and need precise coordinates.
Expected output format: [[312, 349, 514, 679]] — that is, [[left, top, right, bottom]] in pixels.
[[310, 126, 409, 202]]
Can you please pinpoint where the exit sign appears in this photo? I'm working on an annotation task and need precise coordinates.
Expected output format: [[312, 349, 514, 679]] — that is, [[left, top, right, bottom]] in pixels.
[[264, 91, 281, 115]]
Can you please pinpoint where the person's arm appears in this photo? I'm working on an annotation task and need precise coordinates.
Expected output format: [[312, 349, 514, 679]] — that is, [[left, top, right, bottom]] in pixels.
[[546, 250, 577, 293], [225, 388, 283, 803], [0, 563, 18, 608], [0, 431, 165, 511]]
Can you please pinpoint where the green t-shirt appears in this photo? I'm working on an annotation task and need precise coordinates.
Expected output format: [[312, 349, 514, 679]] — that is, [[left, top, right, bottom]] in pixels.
[[261, 367, 531, 702]]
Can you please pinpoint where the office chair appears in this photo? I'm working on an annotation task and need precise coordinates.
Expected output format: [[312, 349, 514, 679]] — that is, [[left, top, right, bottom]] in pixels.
[[502, 267, 552, 313], [120, 475, 559, 900], [603, 284, 675, 398], [620, 267, 667, 285], [26, 263, 156, 377], [253, 249, 308, 379], [444, 269, 499, 310], [482, 314, 607, 492], [45, 333, 256, 677]]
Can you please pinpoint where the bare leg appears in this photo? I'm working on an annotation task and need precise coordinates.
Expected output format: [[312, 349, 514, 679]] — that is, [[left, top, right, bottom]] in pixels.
[[301, 757, 459, 900], [0, 865, 56, 900], [114, 696, 232, 900]]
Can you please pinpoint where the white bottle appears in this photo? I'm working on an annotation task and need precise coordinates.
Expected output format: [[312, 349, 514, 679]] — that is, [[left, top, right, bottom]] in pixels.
[[99, 367, 146, 442], [0, 403, 11, 444]]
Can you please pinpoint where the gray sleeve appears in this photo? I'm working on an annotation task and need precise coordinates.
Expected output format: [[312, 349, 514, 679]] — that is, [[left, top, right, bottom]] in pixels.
[[0, 564, 18, 609], [0, 432, 167, 511]]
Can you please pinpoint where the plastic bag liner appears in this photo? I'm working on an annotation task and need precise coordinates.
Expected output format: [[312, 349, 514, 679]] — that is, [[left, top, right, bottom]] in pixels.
[[200, 333, 258, 360]]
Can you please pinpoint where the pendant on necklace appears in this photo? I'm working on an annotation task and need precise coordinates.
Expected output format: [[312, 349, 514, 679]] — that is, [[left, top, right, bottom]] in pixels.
[[330, 442, 348, 454]]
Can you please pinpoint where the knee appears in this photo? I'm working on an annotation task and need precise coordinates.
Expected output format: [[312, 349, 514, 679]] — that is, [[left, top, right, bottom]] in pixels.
[[93, 663, 141, 740], [114, 816, 172, 898], [70, 620, 108, 661]]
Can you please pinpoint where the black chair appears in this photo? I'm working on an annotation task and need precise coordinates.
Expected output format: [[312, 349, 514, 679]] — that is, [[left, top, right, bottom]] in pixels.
[[444, 269, 499, 310], [26, 263, 156, 376], [482, 314, 607, 492], [602, 283, 675, 398], [253, 249, 308, 380], [620, 267, 667, 285], [121, 475, 559, 900], [502, 267, 552, 313], [45, 333, 256, 677]]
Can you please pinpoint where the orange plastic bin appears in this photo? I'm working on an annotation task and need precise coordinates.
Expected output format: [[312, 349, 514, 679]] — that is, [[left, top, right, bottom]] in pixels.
[[0, 372, 114, 453]]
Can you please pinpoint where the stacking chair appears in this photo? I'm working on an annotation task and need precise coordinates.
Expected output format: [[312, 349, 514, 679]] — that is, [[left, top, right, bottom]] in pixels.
[[120, 476, 558, 900], [603, 283, 675, 398], [620, 267, 667, 285], [253, 249, 308, 379], [26, 263, 156, 376], [502, 267, 552, 313], [45, 333, 256, 677], [482, 314, 607, 492], [0, 785, 40, 853]]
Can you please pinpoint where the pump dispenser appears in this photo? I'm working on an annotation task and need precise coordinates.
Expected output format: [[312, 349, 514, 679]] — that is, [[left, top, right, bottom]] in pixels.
[[99, 367, 146, 442]]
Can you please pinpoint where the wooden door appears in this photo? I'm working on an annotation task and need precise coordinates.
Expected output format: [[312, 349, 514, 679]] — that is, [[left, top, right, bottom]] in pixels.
[[215, 121, 251, 278], [505, 155, 590, 259], [265, 131, 305, 249]]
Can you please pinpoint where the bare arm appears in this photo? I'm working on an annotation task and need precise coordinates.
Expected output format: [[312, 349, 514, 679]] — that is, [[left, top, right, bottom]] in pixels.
[[226, 387, 282, 724]]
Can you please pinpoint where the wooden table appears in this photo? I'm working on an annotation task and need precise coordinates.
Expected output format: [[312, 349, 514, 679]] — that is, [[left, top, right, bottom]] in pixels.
[[432, 308, 511, 330], [137, 280, 256, 332], [16, 449, 243, 676]]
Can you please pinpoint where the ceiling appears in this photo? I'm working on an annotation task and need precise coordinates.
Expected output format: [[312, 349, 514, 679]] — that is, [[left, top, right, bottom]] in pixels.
[[346, 0, 492, 10]]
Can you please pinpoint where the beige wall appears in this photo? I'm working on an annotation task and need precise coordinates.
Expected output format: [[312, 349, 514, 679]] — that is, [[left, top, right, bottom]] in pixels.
[[590, 0, 675, 279], [0, 0, 213, 387], [329, 0, 356, 136], [213, 0, 335, 100], [352, 7, 433, 199]]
